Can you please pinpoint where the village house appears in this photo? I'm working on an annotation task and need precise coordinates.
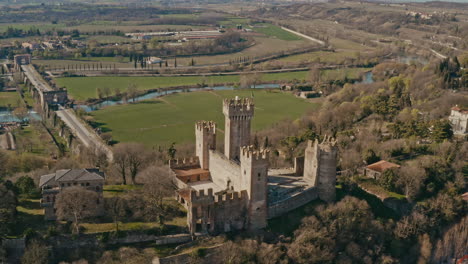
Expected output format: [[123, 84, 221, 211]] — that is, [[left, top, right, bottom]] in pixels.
[[364, 160, 400, 180], [449, 105, 468, 135], [21, 42, 41, 51], [39, 169, 105, 220]]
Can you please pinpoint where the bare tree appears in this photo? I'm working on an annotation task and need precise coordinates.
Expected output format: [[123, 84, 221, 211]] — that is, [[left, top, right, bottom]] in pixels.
[[55, 187, 99, 234], [113, 143, 148, 185], [396, 165, 426, 202], [13, 107, 29, 123], [113, 144, 129, 185], [103, 86, 111, 99], [126, 143, 148, 184], [105, 196, 127, 232], [21, 240, 48, 264], [126, 83, 138, 103], [137, 165, 174, 224], [308, 66, 321, 85]]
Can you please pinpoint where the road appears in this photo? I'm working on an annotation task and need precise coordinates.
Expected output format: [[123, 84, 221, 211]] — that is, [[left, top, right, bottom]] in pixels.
[[21, 64, 53, 92], [22, 64, 113, 160], [56, 105, 113, 160], [281, 26, 326, 46]]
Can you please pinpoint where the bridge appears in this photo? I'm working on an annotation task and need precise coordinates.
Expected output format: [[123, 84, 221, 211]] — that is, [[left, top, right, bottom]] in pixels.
[[14, 55, 113, 160]]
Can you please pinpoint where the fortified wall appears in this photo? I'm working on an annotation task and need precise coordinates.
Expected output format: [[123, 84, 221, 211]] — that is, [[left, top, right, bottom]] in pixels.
[[170, 97, 338, 235]]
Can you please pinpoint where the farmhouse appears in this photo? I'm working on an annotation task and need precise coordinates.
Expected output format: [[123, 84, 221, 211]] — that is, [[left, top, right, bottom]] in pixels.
[[39, 169, 105, 220], [170, 97, 337, 235], [364, 160, 400, 180]]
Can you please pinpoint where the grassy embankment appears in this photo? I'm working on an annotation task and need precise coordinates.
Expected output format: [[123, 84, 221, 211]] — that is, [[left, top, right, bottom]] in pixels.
[[90, 89, 320, 147]]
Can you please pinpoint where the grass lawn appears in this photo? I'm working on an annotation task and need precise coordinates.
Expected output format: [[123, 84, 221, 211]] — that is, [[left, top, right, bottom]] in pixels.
[[55, 71, 309, 101], [13, 123, 58, 156], [0, 92, 22, 108], [12, 198, 49, 237], [91, 89, 319, 147], [253, 23, 303, 41]]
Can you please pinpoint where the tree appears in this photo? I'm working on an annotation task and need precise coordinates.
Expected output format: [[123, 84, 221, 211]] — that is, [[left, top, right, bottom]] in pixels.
[[0, 184, 17, 238], [308, 66, 321, 85], [114, 144, 129, 185], [96, 87, 104, 99], [55, 187, 99, 234], [21, 240, 48, 264], [263, 136, 269, 149], [0, 150, 8, 178], [105, 196, 127, 232], [103, 86, 111, 99], [288, 196, 389, 264], [253, 135, 259, 149], [396, 165, 426, 201], [168, 142, 177, 159], [126, 83, 138, 102], [13, 107, 29, 123], [126, 143, 148, 184], [137, 165, 174, 224], [378, 168, 399, 192], [14, 176, 36, 198]]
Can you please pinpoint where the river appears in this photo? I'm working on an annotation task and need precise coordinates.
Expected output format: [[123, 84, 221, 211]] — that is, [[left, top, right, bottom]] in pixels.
[[75, 83, 281, 112]]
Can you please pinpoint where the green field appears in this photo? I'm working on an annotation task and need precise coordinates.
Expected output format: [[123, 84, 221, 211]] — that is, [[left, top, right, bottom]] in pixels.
[[91, 89, 319, 146], [253, 24, 303, 41], [55, 71, 309, 101], [0, 92, 21, 108]]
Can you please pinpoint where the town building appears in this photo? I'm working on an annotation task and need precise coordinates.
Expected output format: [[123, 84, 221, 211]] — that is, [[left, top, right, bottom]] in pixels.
[[364, 160, 400, 180], [170, 97, 337, 235], [39, 169, 105, 220], [449, 105, 468, 135]]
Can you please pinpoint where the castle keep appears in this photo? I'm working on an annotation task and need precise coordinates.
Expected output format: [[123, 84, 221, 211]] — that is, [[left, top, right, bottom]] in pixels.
[[170, 97, 337, 234]]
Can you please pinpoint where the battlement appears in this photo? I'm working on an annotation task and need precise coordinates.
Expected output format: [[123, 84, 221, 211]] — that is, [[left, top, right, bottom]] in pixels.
[[307, 136, 338, 151], [169, 156, 200, 169], [195, 121, 216, 133], [189, 188, 248, 204], [223, 97, 254, 117], [240, 145, 270, 161]]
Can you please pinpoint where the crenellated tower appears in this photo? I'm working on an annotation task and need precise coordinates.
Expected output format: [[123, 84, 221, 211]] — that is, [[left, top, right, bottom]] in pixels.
[[195, 121, 216, 170], [303, 136, 338, 203], [223, 97, 254, 161], [240, 146, 269, 230]]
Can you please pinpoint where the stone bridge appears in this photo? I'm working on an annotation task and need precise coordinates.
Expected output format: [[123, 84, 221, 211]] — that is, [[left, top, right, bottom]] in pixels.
[[14, 55, 113, 161]]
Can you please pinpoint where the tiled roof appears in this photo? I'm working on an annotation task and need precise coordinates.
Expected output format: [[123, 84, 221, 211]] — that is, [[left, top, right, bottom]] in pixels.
[[39, 169, 104, 187], [39, 173, 55, 187], [366, 160, 400, 173], [452, 106, 468, 114]]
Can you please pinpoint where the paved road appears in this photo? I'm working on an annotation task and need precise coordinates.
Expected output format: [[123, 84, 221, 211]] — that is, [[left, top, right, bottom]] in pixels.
[[56, 105, 113, 160], [22, 64, 113, 160], [21, 64, 53, 92]]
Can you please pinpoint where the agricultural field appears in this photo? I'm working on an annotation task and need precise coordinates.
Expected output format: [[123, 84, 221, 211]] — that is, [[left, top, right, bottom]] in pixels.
[[252, 24, 303, 41], [54, 71, 304, 101], [90, 89, 320, 147], [55, 68, 368, 101]]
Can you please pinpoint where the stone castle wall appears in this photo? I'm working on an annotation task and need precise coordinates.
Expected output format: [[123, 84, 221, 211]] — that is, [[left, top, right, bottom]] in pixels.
[[208, 150, 241, 190], [268, 187, 318, 219]]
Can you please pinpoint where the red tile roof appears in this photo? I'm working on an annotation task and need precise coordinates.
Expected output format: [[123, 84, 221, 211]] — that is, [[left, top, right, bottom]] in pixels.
[[366, 160, 400, 173]]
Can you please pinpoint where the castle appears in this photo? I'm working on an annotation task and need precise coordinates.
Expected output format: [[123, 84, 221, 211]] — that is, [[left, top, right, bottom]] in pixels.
[[170, 97, 337, 234]]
